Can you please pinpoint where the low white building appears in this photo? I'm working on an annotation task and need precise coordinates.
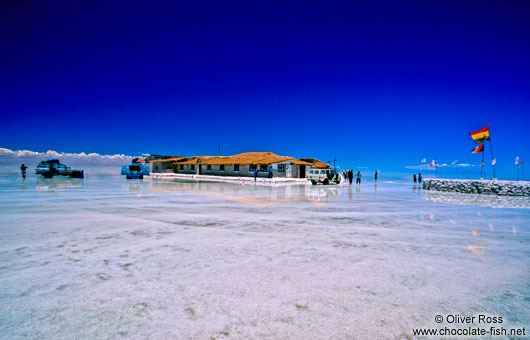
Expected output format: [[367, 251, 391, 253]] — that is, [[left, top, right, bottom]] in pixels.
[[148, 152, 329, 179]]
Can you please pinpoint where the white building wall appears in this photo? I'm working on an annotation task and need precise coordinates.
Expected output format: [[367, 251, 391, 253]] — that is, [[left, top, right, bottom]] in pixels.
[[173, 164, 196, 174], [199, 161, 294, 178], [153, 160, 311, 178], [151, 161, 175, 173]]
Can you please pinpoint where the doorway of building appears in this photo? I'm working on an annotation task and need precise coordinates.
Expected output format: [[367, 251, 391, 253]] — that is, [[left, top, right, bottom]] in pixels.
[[299, 165, 306, 178], [198, 164, 202, 175]]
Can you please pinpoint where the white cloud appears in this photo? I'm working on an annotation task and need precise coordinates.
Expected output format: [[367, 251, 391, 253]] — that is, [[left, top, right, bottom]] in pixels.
[[405, 165, 435, 170], [405, 163, 475, 170], [0, 147, 140, 167]]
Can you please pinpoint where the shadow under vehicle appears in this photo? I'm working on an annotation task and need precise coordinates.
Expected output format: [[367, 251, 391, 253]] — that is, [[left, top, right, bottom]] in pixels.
[[308, 168, 341, 185], [121, 158, 150, 179], [35, 159, 84, 178]]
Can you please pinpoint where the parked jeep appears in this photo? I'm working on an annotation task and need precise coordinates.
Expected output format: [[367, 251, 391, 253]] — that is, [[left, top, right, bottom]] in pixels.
[[36, 159, 84, 178], [308, 168, 341, 185], [121, 158, 150, 179]]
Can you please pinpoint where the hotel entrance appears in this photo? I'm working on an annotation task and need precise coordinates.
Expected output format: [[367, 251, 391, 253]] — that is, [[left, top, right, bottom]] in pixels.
[[300, 165, 306, 178]]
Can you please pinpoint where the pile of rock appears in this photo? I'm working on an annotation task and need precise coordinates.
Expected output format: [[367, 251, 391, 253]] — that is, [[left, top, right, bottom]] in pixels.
[[423, 179, 530, 197], [422, 190, 530, 208]]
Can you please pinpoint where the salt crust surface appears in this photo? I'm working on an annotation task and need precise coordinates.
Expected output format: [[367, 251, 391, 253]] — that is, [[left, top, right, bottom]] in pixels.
[[0, 174, 529, 339]]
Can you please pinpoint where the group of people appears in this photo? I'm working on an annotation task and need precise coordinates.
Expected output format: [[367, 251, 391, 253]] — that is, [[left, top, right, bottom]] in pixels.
[[341, 170, 363, 185], [413, 172, 422, 183], [253, 166, 274, 182]]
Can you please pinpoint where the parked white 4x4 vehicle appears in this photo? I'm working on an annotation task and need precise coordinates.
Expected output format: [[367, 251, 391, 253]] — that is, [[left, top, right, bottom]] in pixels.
[[308, 168, 341, 185]]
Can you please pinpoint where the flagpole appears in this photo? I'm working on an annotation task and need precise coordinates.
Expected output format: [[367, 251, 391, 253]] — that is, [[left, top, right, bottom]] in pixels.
[[481, 150, 484, 179], [435, 157, 438, 178], [489, 139, 496, 179]]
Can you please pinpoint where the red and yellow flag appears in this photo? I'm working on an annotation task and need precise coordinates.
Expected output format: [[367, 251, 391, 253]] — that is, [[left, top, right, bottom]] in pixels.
[[471, 144, 484, 153], [469, 126, 490, 144]]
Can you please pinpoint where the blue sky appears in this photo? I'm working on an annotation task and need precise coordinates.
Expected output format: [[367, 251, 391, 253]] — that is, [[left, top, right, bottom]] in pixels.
[[1, 1, 529, 178]]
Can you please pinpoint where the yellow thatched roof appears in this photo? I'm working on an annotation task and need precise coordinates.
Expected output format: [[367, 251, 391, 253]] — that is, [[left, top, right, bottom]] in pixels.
[[174, 156, 218, 165], [299, 158, 330, 168], [290, 159, 314, 166], [167, 152, 327, 167], [201, 152, 292, 165], [149, 157, 187, 163], [171, 152, 319, 166]]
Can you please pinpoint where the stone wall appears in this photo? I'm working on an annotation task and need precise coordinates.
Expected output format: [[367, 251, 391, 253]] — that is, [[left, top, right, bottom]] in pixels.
[[422, 190, 530, 208], [423, 178, 530, 197]]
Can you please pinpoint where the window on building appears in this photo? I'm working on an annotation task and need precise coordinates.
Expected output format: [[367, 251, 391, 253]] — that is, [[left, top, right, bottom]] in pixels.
[[260, 165, 268, 172], [180, 164, 184, 170], [249, 164, 257, 172], [277, 164, 285, 172], [234, 164, 239, 171], [220, 164, 225, 171], [191, 165, 195, 171], [207, 165, 211, 171]]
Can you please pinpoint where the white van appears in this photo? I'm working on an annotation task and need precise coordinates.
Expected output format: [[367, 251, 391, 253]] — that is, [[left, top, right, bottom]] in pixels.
[[308, 168, 341, 185]]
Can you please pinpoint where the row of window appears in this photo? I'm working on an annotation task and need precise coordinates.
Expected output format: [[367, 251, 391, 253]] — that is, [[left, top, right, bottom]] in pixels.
[[176, 164, 286, 172]]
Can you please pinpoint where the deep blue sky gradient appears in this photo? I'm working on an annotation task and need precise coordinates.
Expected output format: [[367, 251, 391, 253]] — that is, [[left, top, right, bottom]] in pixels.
[[1, 1, 529, 177]]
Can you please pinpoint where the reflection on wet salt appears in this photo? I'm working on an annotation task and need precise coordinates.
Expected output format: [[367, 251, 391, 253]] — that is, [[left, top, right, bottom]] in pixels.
[[35, 177, 84, 194], [146, 179, 341, 206], [305, 186, 340, 205], [126, 181, 142, 194], [422, 190, 530, 208], [466, 243, 486, 258]]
